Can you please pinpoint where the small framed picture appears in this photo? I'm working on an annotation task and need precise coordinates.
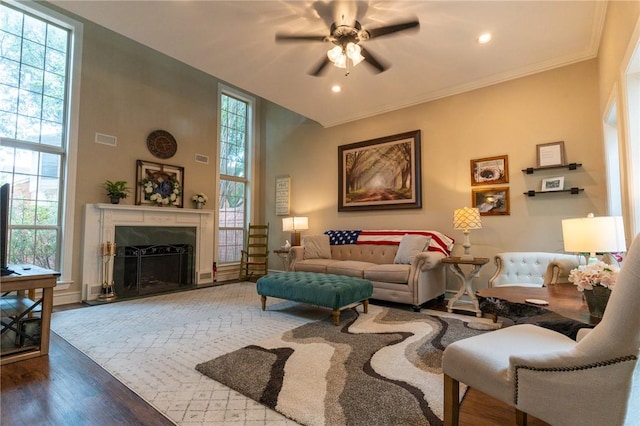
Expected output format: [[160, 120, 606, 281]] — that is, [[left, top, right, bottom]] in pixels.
[[541, 176, 565, 192], [472, 187, 510, 216], [536, 141, 566, 168], [470, 155, 509, 186]]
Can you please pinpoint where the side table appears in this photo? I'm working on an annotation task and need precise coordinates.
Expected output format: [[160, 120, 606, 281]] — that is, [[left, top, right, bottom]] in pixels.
[[442, 256, 489, 318], [273, 249, 291, 271]]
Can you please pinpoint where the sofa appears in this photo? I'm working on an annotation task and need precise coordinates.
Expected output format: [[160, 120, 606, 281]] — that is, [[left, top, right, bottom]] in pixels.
[[488, 252, 586, 287], [288, 230, 454, 311]]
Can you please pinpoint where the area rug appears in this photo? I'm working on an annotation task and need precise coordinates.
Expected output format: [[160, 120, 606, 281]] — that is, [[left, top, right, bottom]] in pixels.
[[196, 305, 499, 426]]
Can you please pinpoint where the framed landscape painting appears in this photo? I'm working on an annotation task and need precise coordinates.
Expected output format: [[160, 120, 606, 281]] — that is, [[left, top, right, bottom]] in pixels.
[[338, 130, 422, 212]]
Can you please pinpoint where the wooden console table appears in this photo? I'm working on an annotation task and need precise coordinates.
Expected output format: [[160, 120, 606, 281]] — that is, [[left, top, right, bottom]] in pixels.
[[1, 265, 59, 365]]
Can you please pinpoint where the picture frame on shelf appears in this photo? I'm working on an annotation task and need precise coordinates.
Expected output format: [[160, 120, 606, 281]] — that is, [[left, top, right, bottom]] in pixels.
[[135, 159, 184, 208], [470, 155, 509, 186], [536, 141, 566, 168], [338, 130, 421, 211], [472, 187, 510, 216], [541, 176, 565, 192]]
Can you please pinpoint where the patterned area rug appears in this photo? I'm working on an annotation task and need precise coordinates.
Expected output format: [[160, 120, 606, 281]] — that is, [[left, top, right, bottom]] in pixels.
[[196, 305, 498, 426]]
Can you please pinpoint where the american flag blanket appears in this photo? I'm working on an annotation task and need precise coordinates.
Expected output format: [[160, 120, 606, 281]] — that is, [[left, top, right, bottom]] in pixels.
[[324, 230, 454, 256]]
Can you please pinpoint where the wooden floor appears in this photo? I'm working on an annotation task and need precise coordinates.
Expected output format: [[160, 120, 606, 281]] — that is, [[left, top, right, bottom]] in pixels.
[[1, 298, 549, 426]]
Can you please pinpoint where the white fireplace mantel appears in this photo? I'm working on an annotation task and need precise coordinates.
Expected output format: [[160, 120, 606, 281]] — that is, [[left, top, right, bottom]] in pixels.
[[82, 203, 214, 301]]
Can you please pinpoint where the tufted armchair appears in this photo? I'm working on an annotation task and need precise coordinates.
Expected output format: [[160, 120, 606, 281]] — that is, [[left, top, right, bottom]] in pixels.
[[442, 234, 639, 426], [488, 252, 585, 288]]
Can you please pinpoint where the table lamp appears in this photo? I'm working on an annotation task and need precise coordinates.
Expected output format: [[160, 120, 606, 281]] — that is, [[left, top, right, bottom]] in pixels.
[[561, 213, 626, 263], [282, 216, 308, 246], [453, 207, 482, 260]]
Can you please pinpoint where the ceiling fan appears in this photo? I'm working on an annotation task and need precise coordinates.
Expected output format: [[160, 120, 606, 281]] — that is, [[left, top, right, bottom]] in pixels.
[[275, 5, 419, 77]]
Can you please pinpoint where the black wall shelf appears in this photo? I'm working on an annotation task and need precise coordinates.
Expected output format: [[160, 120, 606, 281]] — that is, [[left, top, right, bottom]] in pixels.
[[521, 163, 582, 174], [524, 188, 584, 197]]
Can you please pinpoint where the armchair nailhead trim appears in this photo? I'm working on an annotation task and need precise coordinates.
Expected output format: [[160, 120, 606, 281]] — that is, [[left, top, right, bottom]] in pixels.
[[513, 354, 638, 404]]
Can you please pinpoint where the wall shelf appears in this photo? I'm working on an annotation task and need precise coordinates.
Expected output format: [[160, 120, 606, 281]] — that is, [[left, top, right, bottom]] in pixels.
[[521, 163, 582, 174], [524, 188, 584, 197]]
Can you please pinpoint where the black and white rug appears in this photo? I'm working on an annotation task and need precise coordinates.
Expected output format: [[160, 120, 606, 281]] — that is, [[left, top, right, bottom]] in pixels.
[[196, 305, 499, 426]]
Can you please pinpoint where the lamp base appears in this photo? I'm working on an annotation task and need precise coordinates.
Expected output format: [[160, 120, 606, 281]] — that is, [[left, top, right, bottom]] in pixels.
[[459, 253, 474, 261], [291, 232, 301, 247]]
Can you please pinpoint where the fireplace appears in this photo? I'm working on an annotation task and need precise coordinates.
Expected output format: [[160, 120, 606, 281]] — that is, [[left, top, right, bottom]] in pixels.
[[113, 226, 196, 299], [82, 204, 215, 302]]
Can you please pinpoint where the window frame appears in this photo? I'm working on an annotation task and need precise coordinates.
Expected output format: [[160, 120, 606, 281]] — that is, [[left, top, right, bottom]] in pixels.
[[216, 84, 257, 266], [3, 0, 82, 286]]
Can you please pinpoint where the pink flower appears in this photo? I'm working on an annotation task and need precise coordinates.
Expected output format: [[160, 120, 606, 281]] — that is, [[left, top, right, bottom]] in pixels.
[[568, 260, 620, 291]]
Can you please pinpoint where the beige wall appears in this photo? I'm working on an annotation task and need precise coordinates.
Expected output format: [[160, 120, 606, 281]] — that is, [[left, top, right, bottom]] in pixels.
[[263, 60, 605, 287], [66, 21, 221, 299]]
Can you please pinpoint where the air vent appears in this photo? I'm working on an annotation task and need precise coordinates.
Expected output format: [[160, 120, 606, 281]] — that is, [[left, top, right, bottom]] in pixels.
[[195, 154, 209, 164], [95, 132, 117, 147]]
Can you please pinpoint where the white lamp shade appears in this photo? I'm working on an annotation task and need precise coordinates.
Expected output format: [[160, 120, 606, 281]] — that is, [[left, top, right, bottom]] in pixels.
[[282, 216, 309, 232], [453, 207, 482, 231], [562, 215, 626, 253]]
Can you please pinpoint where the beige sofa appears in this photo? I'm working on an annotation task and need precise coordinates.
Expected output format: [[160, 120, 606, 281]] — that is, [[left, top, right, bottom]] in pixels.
[[289, 231, 453, 311], [488, 252, 585, 287]]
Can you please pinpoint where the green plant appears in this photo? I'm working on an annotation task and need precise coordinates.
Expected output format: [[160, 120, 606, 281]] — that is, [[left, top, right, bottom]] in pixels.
[[103, 180, 130, 199]]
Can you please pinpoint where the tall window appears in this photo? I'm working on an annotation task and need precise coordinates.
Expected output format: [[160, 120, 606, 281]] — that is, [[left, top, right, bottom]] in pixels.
[[0, 1, 81, 278], [218, 90, 252, 264]]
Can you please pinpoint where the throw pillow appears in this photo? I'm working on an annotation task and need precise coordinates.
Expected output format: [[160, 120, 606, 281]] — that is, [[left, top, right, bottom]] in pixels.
[[393, 234, 432, 264], [303, 235, 332, 259]]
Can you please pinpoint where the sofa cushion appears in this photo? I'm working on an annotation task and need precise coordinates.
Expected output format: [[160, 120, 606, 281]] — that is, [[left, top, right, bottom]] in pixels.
[[394, 234, 432, 264], [364, 264, 411, 284], [293, 259, 339, 273], [303, 235, 331, 259], [327, 260, 377, 278]]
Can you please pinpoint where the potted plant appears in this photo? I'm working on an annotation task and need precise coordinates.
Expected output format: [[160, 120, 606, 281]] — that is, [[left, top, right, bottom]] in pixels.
[[103, 180, 130, 204], [568, 260, 620, 318]]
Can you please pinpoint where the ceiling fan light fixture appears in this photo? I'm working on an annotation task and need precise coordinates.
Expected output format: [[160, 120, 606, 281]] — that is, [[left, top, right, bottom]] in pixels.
[[346, 42, 364, 66], [327, 45, 346, 68]]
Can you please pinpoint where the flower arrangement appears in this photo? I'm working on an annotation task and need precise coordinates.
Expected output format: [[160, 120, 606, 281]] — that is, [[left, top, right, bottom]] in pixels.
[[568, 260, 620, 291], [140, 175, 181, 206], [192, 193, 208, 205]]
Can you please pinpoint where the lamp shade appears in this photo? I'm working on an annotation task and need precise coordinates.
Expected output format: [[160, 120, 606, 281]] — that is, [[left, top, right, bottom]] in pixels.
[[561, 215, 626, 254], [453, 207, 482, 231], [282, 216, 309, 232]]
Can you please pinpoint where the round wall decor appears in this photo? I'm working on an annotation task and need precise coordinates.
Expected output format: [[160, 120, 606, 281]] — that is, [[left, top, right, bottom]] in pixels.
[[146, 130, 177, 159]]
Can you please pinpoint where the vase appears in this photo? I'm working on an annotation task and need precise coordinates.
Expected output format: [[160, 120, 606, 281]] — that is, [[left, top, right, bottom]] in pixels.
[[195, 202, 203, 209], [583, 286, 611, 318]]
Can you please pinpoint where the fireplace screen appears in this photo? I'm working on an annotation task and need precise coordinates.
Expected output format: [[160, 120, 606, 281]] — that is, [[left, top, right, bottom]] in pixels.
[[114, 244, 194, 298], [113, 226, 197, 299]]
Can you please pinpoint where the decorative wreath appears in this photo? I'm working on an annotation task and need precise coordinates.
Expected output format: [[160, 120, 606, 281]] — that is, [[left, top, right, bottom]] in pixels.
[[140, 173, 181, 206]]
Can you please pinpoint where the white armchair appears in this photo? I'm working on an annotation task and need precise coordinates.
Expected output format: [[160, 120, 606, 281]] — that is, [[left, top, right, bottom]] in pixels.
[[488, 252, 584, 288], [442, 235, 639, 426]]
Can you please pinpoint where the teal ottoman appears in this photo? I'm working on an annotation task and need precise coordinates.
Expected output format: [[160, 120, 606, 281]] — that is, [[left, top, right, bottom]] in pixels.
[[256, 271, 373, 326]]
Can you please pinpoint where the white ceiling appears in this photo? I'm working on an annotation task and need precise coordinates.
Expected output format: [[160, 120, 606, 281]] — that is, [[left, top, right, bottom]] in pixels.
[[50, 1, 607, 128]]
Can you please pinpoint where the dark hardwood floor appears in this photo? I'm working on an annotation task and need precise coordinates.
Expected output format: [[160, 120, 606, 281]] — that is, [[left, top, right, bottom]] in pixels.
[[1, 297, 549, 426]]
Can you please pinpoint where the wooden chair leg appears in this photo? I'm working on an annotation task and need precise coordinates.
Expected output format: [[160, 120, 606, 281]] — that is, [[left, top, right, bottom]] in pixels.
[[444, 374, 460, 426]]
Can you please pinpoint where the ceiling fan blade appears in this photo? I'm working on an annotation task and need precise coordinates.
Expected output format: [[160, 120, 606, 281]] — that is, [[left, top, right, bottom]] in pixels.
[[360, 47, 388, 73], [275, 33, 328, 43], [365, 20, 419, 39], [309, 57, 332, 76]]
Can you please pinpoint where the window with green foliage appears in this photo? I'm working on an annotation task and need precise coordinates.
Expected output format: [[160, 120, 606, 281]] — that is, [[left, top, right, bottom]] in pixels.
[[0, 2, 75, 271], [218, 92, 251, 264]]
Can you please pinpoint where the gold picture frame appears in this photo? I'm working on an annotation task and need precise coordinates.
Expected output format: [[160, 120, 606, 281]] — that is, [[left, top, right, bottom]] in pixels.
[[470, 155, 509, 186], [472, 187, 510, 216]]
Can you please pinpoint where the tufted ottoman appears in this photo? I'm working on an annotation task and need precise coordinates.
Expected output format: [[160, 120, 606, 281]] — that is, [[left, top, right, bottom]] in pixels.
[[256, 271, 373, 325]]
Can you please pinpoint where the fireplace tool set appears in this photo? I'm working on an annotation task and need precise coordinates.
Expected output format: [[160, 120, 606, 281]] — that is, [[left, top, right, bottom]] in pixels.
[[99, 241, 117, 301]]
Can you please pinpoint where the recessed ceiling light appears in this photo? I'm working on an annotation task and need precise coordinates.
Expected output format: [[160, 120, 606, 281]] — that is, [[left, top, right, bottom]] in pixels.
[[477, 33, 492, 44], [331, 85, 341, 93]]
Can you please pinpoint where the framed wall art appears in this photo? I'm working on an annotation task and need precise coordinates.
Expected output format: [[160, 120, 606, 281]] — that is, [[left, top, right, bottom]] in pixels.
[[541, 176, 565, 192], [275, 175, 291, 216], [470, 155, 509, 186], [472, 187, 510, 216], [536, 141, 566, 167], [338, 130, 421, 212], [135, 159, 184, 207]]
